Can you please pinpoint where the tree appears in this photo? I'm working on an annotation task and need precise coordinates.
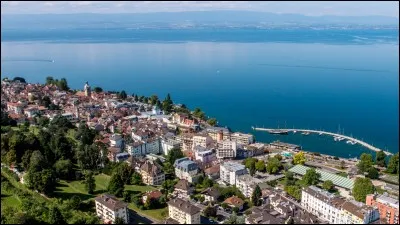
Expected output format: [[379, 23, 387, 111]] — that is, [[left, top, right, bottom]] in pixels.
[[166, 148, 184, 165], [149, 95, 159, 105], [221, 203, 228, 209], [134, 95, 138, 102], [48, 205, 66, 224], [92, 87, 103, 93], [84, 171, 96, 194], [284, 185, 302, 200], [58, 78, 69, 91], [46, 76, 55, 85], [203, 206, 217, 218], [340, 160, 346, 169], [274, 154, 283, 161], [6, 149, 17, 166], [251, 185, 261, 206], [76, 123, 96, 146], [375, 151, 387, 167], [108, 173, 125, 197], [118, 90, 127, 100], [123, 190, 131, 203], [293, 152, 306, 165], [255, 160, 265, 172], [322, 180, 334, 191], [367, 167, 379, 179], [266, 157, 281, 174], [357, 153, 374, 174], [69, 196, 81, 210], [352, 177, 374, 202], [161, 179, 177, 196], [114, 217, 126, 224], [207, 118, 217, 126], [302, 168, 321, 186], [244, 158, 258, 169], [386, 153, 399, 174], [54, 159, 74, 180], [131, 172, 143, 185], [13, 77, 26, 83], [76, 144, 101, 171], [249, 161, 256, 176], [113, 163, 134, 185], [284, 171, 295, 187], [232, 207, 239, 213]]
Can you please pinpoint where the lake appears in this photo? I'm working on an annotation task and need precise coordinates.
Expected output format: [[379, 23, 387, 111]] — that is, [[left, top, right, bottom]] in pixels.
[[1, 28, 398, 158]]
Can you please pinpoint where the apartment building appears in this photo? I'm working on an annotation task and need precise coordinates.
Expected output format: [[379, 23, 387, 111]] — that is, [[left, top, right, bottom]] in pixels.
[[302, 186, 380, 224], [216, 140, 237, 159], [174, 157, 201, 183], [173, 179, 194, 200], [139, 160, 165, 185], [206, 127, 230, 142], [192, 134, 213, 150], [161, 137, 181, 156], [110, 133, 123, 149], [166, 198, 201, 224], [194, 147, 216, 163], [220, 161, 247, 185], [366, 193, 399, 224], [236, 174, 263, 198], [95, 194, 129, 224], [230, 132, 254, 146]]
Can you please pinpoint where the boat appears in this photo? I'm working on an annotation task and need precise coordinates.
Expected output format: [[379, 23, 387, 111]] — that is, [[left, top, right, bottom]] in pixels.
[[293, 130, 297, 133], [318, 132, 323, 135], [334, 137, 339, 141], [301, 132, 310, 135], [268, 129, 289, 135], [338, 137, 345, 141]]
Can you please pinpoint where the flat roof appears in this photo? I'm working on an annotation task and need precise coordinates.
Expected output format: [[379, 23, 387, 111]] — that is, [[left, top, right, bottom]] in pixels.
[[289, 164, 354, 189]]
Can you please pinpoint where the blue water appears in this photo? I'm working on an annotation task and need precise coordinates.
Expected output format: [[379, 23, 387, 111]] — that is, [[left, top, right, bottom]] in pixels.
[[1, 28, 398, 158]]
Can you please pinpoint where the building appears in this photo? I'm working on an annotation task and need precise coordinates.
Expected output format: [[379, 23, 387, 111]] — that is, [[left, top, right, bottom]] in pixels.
[[245, 206, 285, 224], [204, 165, 220, 180], [366, 193, 399, 224], [302, 186, 379, 224], [142, 190, 162, 204], [341, 200, 380, 224], [116, 152, 130, 162], [236, 174, 263, 198], [173, 179, 194, 200], [61, 112, 79, 123], [174, 157, 201, 183], [290, 164, 354, 190], [223, 196, 245, 211], [220, 161, 247, 185], [269, 193, 296, 218], [195, 149, 216, 163], [302, 186, 347, 223], [269, 141, 301, 151], [110, 134, 123, 149], [230, 132, 254, 145], [241, 143, 266, 158], [84, 81, 91, 97], [201, 187, 221, 202], [166, 198, 201, 224], [192, 134, 213, 150], [206, 127, 230, 142], [216, 140, 237, 159], [139, 160, 165, 185], [95, 194, 129, 224], [161, 137, 181, 156]]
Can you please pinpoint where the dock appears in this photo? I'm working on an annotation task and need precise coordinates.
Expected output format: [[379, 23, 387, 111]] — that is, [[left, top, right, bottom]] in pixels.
[[251, 127, 393, 156]]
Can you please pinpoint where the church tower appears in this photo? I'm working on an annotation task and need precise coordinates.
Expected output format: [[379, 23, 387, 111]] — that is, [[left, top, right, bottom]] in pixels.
[[84, 81, 91, 97]]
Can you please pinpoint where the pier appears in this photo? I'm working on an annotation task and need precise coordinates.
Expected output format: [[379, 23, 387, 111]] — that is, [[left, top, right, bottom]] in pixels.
[[252, 127, 393, 156]]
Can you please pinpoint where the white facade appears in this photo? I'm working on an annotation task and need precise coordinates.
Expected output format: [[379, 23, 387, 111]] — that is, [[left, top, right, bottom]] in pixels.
[[236, 174, 262, 198], [125, 138, 161, 157], [230, 132, 254, 145], [220, 161, 247, 186], [195, 149, 216, 163], [167, 199, 201, 224], [192, 135, 213, 150], [161, 138, 181, 156], [110, 134, 123, 149], [95, 195, 128, 224], [216, 140, 237, 159]]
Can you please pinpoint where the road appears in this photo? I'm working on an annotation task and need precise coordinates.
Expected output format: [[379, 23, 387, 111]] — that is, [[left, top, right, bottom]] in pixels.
[[128, 209, 160, 224]]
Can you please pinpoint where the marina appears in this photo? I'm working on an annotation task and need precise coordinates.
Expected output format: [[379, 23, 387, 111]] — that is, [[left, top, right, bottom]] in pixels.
[[251, 127, 393, 156]]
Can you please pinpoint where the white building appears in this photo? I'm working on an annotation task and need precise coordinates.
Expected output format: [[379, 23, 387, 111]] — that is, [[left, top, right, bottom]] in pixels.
[[220, 161, 247, 185], [161, 137, 181, 156], [216, 140, 237, 159], [95, 194, 129, 224], [110, 134, 123, 149], [302, 186, 379, 224], [195, 149, 216, 163], [61, 112, 79, 123], [230, 132, 254, 146], [174, 157, 200, 183], [236, 174, 263, 198], [192, 134, 213, 150], [166, 198, 201, 224]]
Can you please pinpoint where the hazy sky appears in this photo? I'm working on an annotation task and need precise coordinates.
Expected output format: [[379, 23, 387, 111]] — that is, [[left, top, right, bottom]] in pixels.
[[1, 1, 399, 17]]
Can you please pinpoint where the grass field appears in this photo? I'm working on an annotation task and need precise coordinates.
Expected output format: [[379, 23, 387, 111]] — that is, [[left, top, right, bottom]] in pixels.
[[53, 173, 167, 221], [1, 187, 22, 208]]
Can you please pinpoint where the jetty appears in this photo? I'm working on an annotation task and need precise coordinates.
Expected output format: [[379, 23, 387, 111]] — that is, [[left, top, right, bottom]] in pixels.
[[252, 127, 393, 156]]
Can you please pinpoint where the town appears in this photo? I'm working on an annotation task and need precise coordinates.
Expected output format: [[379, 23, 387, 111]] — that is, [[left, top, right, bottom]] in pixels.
[[1, 76, 399, 224]]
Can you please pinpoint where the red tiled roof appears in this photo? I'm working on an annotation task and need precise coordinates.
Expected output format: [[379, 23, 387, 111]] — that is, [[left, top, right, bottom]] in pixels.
[[224, 196, 244, 207]]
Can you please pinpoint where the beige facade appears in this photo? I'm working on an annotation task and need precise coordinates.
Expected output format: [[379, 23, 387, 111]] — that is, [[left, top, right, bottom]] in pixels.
[[95, 194, 128, 224], [167, 198, 201, 224]]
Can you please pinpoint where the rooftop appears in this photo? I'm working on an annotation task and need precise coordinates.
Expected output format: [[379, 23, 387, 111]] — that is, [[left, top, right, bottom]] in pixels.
[[221, 161, 246, 172], [94, 194, 128, 211], [289, 164, 354, 189], [224, 195, 244, 207], [167, 198, 201, 215]]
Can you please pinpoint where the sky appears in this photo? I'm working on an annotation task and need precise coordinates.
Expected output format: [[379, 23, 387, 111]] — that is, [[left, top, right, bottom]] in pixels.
[[1, 1, 399, 18]]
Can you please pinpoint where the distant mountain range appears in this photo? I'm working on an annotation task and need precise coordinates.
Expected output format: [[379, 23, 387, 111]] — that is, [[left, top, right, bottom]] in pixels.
[[1, 11, 399, 29]]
